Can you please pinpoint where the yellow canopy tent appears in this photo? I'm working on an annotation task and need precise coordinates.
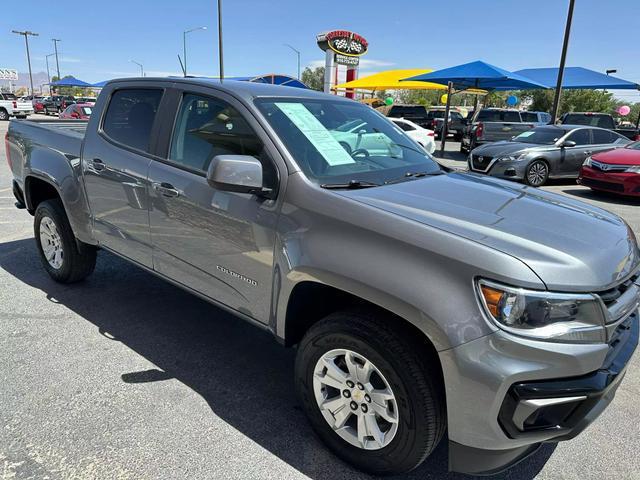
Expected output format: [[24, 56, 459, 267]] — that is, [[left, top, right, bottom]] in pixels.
[[335, 69, 447, 91]]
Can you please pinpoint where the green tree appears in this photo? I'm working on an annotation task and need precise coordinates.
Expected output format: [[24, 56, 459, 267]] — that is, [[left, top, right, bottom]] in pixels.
[[301, 67, 325, 91]]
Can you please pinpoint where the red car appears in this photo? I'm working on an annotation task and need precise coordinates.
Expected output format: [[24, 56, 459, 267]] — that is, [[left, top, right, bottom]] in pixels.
[[578, 141, 640, 197], [59, 103, 93, 120]]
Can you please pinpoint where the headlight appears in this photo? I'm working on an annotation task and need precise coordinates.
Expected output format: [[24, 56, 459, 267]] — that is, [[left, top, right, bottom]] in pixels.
[[583, 156, 592, 167], [626, 165, 640, 173], [476, 279, 606, 343], [497, 153, 527, 162]]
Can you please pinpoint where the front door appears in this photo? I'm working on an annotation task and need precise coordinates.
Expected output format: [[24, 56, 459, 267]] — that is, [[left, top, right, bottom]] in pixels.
[[147, 90, 282, 323], [558, 128, 592, 176], [82, 87, 164, 267]]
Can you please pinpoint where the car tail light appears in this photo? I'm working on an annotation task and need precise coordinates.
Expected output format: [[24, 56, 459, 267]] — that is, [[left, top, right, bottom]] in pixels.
[[12, 101, 17, 109], [476, 122, 484, 139], [634, 134, 640, 142], [427, 131, 435, 137], [5, 132, 12, 170]]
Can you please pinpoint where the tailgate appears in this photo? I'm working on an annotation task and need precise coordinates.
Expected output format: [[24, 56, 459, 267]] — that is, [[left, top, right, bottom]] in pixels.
[[482, 122, 534, 142]]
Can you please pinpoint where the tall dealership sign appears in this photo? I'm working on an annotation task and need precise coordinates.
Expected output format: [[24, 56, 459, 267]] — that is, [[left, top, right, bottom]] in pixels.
[[316, 30, 368, 97]]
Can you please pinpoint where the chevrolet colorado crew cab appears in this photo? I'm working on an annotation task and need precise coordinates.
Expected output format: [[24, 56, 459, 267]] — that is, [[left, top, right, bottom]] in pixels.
[[6, 78, 640, 476]]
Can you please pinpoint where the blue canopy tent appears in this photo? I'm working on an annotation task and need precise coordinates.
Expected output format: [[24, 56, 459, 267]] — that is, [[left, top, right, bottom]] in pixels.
[[92, 80, 109, 88], [403, 61, 549, 152], [512, 67, 640, 90], [403, 60, 549, 91], [49, 76, 93, 87]]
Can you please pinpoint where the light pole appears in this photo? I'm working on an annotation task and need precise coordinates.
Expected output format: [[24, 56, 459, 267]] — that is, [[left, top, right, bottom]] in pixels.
[[12, 30, 39, 97], [217, 0, 224, 81], [550, 0, 576, 123], [52, 38, 62, 79], [130, 60, 144, 77], [183, 26, 207, 76], [284, 43, 301, 79], [45, 53, 55, 83]]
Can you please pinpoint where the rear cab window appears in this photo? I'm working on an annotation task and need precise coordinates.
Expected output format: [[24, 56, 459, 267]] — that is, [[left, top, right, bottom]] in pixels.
[[101, 88, 163, 153]]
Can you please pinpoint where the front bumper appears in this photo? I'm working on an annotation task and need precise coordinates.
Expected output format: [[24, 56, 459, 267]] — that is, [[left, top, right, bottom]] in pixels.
[[468, 156, 528, 180], [579, 166, 640, 197], [443, 310, 638, 475]]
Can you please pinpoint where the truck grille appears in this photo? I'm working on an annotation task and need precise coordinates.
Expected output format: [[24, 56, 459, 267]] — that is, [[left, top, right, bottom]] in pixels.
[[595, 272, 640, 344], [471, 154, 493, 172]]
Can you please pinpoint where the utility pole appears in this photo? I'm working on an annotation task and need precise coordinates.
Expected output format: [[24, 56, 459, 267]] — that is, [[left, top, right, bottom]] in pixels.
[[52, 38, 62, 79], [217, 0, 224, 81], [183, 26, 207, 77], [46, 53, 55, 93], [284, 44, 301, 79], [12, 30, 39, 96], [550, 0, 575, 123]]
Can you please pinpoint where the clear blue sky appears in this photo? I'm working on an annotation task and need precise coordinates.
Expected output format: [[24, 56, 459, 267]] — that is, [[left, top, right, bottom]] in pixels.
[[1, 0, 638, 101]]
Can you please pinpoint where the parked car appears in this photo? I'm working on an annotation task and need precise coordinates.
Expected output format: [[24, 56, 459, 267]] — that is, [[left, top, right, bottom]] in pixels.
[[76, 96, 97, 105], [579, 141, 640, 197], [59, 103, 93, 120], [382, 104, 431, 128], [461, 108, 536, 153], [42, 95, 76, 115], [6, 78, 639, 477], [0, 92, 34, 120], [390, 117, 436, 154], [559, 112, 640, 141], [469, 124, 630, 186], [429, 108, 466, 140], [33, 98, 46, 114]]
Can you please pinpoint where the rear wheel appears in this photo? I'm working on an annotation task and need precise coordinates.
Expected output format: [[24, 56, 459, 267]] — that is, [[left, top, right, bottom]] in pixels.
[[525, 160, 549, 187], [295, 310, 445, 475], [0, 109, 9, 121], [34, 199, 96, 283]]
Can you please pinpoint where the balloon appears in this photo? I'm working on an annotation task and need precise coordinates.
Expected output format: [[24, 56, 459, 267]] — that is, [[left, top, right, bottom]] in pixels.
[[506, 95, 518, 106], [617, 105, 631, 116], [384, 96, 394, 106], [440, 94, 448, 104]]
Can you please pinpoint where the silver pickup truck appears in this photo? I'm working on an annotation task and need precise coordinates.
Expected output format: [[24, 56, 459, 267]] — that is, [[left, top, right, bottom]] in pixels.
[[6, 78, 639, 476], [460, 108, 542, 153]]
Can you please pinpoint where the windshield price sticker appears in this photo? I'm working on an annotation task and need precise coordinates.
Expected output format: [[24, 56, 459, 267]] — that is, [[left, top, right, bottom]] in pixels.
[[518, 131, 534, 137], [275, 103, 355, 166]]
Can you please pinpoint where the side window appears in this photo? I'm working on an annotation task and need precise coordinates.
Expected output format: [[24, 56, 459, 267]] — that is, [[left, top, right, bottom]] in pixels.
[[169, 93, 277, 189], [102, 88, 163, 153], [502, 111, 521, 122], [64, 105, 74, 115], [567, 129, 591, 145], [393, 121, 415, 132], [591, 129, 616, 144]]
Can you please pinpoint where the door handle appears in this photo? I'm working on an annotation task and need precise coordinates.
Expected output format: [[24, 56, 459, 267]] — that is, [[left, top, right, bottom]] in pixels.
[[91, 158, 106, 172], [584, 150, 592, 155], [152, 182, 181, 198]]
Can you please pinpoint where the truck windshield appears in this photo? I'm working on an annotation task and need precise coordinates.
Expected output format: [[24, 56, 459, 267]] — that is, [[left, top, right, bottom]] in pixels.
[[563, 114, 613, 129], [513, 127, 562, 145], [255, 98, 441, 186]]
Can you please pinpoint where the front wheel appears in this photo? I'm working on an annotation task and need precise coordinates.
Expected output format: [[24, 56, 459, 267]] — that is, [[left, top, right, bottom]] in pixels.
[[295, 310, 445, 475], [34, 199, 97, 283], [525, 160, 549, 187]]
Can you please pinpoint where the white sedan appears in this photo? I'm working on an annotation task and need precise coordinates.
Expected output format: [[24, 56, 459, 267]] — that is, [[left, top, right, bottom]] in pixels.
[[390, 118, 436, 154]]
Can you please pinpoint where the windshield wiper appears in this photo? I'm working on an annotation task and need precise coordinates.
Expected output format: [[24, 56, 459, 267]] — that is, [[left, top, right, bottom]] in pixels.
[[385, 171, 445, 185], [320, 180, 382, 189]]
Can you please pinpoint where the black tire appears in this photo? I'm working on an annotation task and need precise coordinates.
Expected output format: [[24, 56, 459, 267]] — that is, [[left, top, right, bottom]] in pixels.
[[0, 108, 9, 121], [453, 133, 463, 142], [525, 159, 549, 187], [34, 199, 96, 283], [459, 143, 467, 153], [295, 310, 445, 476]]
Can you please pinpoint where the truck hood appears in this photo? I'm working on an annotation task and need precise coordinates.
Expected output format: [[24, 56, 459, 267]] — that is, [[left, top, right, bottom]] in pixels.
[[472, 141, 554, 157], [339, 172, 639, 291]]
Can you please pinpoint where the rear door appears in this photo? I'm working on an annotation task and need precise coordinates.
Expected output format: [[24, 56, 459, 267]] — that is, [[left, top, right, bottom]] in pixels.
[[590, 128, 628, 155], [146, 86, 284, 323], [82, 85, 165, 267]]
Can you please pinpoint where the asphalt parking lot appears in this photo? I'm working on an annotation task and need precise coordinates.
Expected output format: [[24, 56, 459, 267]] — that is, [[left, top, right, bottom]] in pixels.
[[0, 119, 639, 480]]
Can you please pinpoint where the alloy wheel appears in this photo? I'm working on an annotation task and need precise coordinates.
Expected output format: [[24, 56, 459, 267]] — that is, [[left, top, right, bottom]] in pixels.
[[313, 348, 399, 450], [39, 216, 64, 269], [527, 161, 548, 186]]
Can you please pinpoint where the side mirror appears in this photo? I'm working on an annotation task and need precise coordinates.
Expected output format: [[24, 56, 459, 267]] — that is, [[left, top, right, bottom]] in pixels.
[[561, 140, 576, 148], [206, 155, 269, 196]]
